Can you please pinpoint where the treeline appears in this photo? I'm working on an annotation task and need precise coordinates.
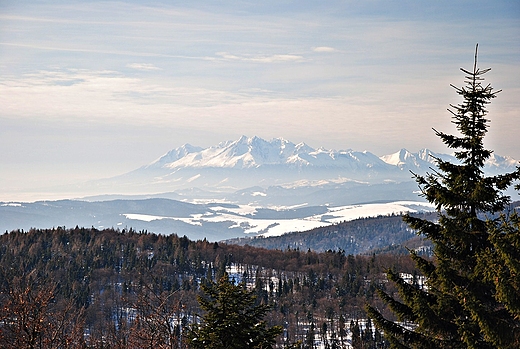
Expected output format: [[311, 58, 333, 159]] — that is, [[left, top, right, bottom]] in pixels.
[[0, 226, 419, 348], [228, 212, 438, 254]]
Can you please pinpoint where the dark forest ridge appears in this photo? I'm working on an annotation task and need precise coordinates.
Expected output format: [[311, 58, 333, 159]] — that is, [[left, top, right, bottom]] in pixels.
[[0, 226, 415, 348]]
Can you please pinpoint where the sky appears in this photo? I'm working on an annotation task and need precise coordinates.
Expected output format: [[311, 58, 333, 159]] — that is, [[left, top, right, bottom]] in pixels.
[[1, 0, 519, 201]]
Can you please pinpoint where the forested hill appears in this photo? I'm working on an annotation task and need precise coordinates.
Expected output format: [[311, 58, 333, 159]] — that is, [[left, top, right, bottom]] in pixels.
[[0, 226, 417, 348], [227, 201, 520, 253], [226, 212, 438, 254]]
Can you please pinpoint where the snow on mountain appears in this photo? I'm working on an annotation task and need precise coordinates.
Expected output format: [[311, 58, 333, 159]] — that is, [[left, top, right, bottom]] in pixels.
[[379, 148, 442, 172], [146, 144, 203, 168], [380, 148, 412, 167], [147, 135, 394, 171], [485, 153, 519, 172], [86, 136, 517, 199], [0, 198, 435, 241], [380, 147, 518, 175], [150, 136, 301, 169]]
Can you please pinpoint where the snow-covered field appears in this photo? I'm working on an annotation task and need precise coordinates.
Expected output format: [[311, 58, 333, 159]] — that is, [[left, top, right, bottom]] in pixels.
[[124, 200, 434, 237]]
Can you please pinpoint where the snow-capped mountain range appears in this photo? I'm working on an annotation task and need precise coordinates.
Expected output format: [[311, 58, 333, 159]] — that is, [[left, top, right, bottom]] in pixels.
[[126, 136, 516, 187], [147, 135, 398, 170], [146, 136, 386, 170], [78, 135, 518, 206], [146, 135, 516, 173]]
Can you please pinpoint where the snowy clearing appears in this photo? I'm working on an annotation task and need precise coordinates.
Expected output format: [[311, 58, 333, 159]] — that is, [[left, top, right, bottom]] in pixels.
[[123, 201, 434, 237]]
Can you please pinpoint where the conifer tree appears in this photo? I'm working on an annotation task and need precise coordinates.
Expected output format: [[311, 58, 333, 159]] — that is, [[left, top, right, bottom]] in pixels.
[[477, 211, 520, 327], [186, 273, 283, 349], [366, 45, 520, 348]]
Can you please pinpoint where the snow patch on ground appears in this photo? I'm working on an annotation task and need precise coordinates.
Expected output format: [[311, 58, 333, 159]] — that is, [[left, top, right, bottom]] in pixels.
[[1, 203, 23, 207], [123, 213, 167, 222], [122, 201, 434, 237]]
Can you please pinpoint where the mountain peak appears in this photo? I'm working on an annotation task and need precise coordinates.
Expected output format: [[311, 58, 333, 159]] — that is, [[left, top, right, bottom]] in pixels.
[[147, 143, 203, 168], [380, 148, 413, 166]]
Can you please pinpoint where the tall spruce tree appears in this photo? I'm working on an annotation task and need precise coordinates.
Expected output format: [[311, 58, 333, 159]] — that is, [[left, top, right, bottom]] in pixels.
[[366, 45, 520, 349]]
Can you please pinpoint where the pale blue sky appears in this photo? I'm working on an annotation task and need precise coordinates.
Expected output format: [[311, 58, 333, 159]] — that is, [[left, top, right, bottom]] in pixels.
[[1, 1, 519, 200]]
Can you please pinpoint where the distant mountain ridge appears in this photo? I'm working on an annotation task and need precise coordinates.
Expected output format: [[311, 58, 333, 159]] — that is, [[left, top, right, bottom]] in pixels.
[[145, 136, 387, 170], [142, 135, 516, 175], [0, 198, 436, 241], [81, 135, 518, 204]]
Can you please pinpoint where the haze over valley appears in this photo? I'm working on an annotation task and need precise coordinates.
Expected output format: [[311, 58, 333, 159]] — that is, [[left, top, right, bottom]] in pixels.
[[2, 136, 517, 242]]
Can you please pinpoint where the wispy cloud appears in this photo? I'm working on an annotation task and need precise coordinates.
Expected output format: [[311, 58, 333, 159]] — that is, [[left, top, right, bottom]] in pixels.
[[126, 63, 161, 71], [0, 68, 264, 121], [0, 67, 446, 151], [0, 42, 213, 61], [313, 46, 336, 53], [215, 52, 304, 63]]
